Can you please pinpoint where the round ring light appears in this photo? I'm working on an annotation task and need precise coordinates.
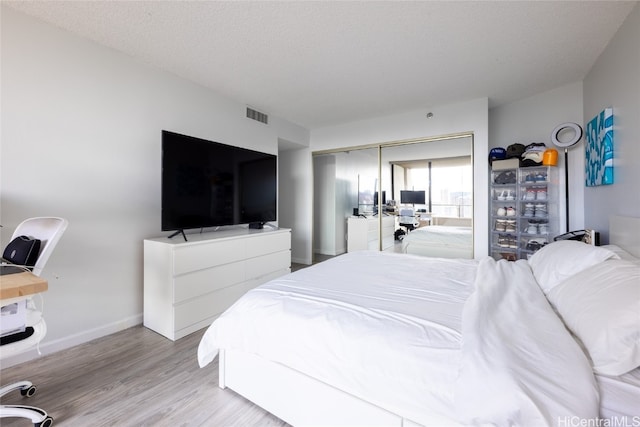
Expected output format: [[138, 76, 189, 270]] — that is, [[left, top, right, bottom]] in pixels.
[[551, 122, 583, 148]]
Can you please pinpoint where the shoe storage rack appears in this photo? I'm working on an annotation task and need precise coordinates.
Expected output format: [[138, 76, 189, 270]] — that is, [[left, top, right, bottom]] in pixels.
[[490, 165, 559, 260]]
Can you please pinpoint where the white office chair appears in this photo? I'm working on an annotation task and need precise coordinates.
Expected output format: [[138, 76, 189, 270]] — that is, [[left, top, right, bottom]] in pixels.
[[398, 207, 419, 232], [1, 217, 68, 427]]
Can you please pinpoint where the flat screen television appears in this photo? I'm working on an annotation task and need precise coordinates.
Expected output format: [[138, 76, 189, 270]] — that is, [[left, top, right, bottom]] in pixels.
[[400, 190, 425, 204], [162, 130, 277, 237]]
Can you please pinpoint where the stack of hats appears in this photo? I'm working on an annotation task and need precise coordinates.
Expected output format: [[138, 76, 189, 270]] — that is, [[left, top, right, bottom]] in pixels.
[[521, 142, 547, 166], [490, 142, 550, 167]]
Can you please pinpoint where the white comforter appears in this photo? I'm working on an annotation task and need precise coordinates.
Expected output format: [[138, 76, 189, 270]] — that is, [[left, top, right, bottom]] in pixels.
[[197, 251, 598, 425], [403, 225, 472, 246], [456, 257, 599, 425], [402, 226, 473, 259]]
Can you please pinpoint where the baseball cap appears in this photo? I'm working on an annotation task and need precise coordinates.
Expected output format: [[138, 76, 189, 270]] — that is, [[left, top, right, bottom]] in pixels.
[[489, 147, 507, 165], [506, 143, 525, 159]]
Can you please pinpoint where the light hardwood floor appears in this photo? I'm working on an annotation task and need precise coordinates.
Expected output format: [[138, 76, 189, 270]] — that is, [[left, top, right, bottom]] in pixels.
[[1, 326, 290, 427]]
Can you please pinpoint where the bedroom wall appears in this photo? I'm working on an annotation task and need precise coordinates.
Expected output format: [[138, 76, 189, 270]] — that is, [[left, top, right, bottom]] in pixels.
[[489, 82, 585, 232], [277, 146, 313, 265], [0, 7, 308, 364], [310, 98, 490, 258], [583, 2, 640, 243]]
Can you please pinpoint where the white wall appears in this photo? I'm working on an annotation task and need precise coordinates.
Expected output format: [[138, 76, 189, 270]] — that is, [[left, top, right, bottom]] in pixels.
[[1, 7, 307, 363], [310, 98, 490, 258], [583, 3, 640, 242], [489, 82, 585, 232], [278, 146, 313, 265]]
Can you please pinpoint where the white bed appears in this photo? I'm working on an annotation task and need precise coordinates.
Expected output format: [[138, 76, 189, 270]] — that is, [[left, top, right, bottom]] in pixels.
[[597, 367, 640, 422], [401, 225, 473, 259], [198, 215, 640, 426]]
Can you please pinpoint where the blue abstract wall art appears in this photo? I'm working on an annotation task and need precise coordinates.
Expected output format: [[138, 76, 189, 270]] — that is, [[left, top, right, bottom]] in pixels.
[[585, 107, 614, 187]]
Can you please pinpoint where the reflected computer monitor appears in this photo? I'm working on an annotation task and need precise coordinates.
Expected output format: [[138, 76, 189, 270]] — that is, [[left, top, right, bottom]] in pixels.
[[400, 190, 425, 204]]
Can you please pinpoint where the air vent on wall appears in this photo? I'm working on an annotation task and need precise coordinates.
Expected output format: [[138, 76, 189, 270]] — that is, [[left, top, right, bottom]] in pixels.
[[246, 107, 268, 125]]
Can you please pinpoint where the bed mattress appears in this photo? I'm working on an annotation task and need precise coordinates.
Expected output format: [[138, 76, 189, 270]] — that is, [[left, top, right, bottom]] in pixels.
[[200, 251, 478, 422], [198, 251, 599, 425]]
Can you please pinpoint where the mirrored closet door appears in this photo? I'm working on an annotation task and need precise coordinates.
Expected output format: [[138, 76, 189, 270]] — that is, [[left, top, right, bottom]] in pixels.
[[312, 134, 474, 261], [313, 147, 379, 259]]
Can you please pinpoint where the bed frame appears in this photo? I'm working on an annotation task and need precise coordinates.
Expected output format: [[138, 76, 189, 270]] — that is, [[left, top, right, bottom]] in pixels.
[[217, 215, 640, 427], [219, 350, 440, 426], [218, 348, 449, 426]]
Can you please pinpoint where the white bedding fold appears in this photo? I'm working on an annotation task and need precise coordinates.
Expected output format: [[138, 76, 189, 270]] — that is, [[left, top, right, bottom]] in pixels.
[[455, 257, 599, 425], [198, 251, 477, 423]]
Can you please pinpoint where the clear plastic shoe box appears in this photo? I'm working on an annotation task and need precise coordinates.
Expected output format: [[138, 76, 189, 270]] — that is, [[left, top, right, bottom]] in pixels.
[[490, 166, 558, 260]]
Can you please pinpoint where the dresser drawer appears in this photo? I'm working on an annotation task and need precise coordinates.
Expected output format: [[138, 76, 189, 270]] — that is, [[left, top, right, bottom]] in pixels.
[[244, 250, 291, 280], [174, 280, 257, 331], [173, 261, 245, 303], [173, 238, 245, 275], [245, 232, 291, 258]]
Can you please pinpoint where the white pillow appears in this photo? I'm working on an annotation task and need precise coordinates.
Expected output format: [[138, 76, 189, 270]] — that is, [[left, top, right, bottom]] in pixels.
[[546, 259, 640, 376], [528, 240, 619, 293]]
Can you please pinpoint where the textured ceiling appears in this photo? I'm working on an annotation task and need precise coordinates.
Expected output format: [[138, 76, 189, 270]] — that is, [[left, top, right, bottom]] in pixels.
[[4, 1, 636, 129]]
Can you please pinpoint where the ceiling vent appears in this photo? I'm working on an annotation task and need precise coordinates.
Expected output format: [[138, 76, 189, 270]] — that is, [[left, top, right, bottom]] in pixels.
[[246, 107, 268, 125]]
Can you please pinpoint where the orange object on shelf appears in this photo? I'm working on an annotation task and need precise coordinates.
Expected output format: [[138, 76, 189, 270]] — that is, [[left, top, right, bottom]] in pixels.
[[543, 148, 558, 166]]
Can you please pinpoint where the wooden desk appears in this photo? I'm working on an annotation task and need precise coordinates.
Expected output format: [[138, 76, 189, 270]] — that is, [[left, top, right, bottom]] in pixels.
[[0, 270, 48, 301]]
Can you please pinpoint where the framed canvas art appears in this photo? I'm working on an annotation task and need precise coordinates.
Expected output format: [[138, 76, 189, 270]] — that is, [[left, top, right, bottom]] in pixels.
[[585, 107, 613, 186]]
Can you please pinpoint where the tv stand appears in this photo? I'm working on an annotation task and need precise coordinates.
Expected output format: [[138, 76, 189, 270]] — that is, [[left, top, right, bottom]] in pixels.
[[144, 227, 291, 340], [248, 222, 264, 230], [167, 229, 187, 241]]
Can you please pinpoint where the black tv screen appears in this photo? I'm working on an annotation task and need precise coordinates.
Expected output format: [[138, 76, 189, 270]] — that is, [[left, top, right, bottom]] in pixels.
[[373, 191, 386, 205], [400, 190, 425, 204], [161, 130, 277, 232]]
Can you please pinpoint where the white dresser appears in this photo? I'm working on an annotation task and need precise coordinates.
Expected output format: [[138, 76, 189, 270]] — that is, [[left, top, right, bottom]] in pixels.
[[347, 216, 395, 252], [144, 227, 291, 340]]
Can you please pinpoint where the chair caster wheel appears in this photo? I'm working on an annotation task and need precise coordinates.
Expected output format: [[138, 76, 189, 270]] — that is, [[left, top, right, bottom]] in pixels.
[[20, 385, 37, 397], [35, 416, 53, 427]]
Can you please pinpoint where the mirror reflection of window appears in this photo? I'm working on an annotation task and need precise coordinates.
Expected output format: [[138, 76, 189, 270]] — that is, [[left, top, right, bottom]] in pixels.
[[430, 158, 473, 218], [381, 138, 474, 259]]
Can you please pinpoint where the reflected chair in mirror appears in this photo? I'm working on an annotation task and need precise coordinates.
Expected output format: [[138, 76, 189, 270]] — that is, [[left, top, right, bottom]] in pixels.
[[1, 217, 69, 427], [399, 208, 419, 232]]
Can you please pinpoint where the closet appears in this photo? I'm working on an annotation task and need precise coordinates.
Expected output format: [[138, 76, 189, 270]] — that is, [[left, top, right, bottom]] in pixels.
[[313, 134, 474, 260]]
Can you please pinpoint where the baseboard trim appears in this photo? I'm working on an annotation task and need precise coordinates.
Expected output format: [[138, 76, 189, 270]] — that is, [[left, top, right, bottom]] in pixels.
[[1, 314, 143, 368], [291, 256, 311, 265]]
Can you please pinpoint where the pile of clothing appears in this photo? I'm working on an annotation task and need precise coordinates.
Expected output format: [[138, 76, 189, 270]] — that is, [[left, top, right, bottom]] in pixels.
[[489, 142, 557, 167]]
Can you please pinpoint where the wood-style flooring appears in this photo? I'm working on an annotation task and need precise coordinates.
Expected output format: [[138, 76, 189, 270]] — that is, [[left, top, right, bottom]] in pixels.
[[0, 325, 289, 427]]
